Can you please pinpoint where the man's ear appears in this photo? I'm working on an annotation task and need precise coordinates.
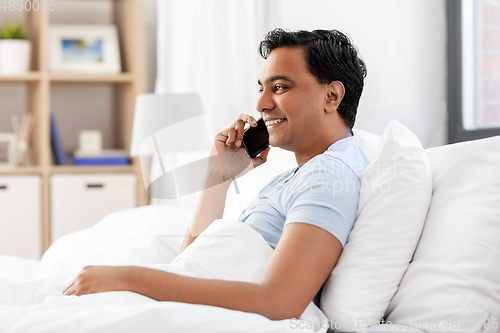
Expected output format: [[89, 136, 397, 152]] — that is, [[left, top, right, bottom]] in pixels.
[[325, 81, 345, 114]]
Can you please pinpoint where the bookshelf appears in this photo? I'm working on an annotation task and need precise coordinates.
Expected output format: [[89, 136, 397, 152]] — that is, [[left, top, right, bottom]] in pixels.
[[0, 0, 148, 254]]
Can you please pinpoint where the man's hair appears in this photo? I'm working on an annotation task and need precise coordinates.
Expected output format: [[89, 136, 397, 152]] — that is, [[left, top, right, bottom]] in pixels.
[[258, 28, 367, 131]]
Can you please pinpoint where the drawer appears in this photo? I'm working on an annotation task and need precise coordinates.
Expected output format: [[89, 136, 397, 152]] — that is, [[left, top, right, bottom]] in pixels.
[[0, 175, 42, 259], [50, 173, 137, 243]]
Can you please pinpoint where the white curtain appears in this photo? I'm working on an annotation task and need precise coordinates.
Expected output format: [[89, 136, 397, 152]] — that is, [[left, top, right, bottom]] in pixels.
[[155, 0, 267, 136], [151, 0, 268, 210]]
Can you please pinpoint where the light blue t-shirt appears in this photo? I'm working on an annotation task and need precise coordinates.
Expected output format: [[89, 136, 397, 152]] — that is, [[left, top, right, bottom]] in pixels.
[[238, 136, 369, 250]]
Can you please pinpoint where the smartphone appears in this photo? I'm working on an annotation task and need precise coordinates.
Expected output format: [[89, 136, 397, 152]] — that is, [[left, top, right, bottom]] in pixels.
[[242, 118, 270, 158]]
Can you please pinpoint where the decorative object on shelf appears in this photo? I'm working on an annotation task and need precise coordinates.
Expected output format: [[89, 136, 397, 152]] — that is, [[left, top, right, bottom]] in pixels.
[[129, 93, 212, 200], [0, 22, 31, 75], [50, 114, 66, 165], [48, 25, 121, 74], [0, 133, 17, 167], [10, 113, 35, 166], [72, 149, 129, 166], [79, 130, 103, 154]]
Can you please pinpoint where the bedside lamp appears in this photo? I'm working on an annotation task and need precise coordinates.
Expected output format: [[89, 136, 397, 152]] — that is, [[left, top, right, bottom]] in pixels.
[[130, 93, 212, 199]]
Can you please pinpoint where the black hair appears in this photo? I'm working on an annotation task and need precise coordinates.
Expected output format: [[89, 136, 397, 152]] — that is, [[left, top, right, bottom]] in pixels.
[[258, 28, 367, 132]]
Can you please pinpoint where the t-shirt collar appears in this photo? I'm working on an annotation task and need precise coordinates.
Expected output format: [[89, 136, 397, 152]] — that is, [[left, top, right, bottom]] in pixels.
[[325, 135, 354, 152]]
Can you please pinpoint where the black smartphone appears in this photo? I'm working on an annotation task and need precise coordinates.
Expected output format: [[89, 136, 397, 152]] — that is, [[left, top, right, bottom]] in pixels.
[[242, 118, 270, 158]]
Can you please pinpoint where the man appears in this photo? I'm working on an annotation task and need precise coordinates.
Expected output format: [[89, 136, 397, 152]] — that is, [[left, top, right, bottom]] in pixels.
[[63, 28, 369, 321]]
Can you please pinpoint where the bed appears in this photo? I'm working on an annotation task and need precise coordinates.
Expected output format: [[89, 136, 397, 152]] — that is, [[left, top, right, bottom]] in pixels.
[[0, 129, 383, 333], [0, 205, 330, 333]]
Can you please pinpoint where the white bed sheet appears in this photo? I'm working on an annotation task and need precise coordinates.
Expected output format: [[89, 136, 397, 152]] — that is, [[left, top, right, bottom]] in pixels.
[[0, 255, 40, 280], [0, 205, 329, 333]]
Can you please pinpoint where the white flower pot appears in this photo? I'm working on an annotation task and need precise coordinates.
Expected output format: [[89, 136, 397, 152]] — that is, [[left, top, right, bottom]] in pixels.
[[0, 39, 31, 75]]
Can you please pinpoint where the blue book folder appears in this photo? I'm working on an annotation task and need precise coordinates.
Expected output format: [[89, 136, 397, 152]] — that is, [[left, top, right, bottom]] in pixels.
[[72, 150, 129, 166], [72, 156, 129, 166], [50, 114, 66, 165]]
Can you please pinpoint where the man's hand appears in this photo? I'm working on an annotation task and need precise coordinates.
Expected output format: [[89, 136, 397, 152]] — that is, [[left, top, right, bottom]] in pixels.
[[181, 114, 271, 253], [63, 266, 129, 296], [210, 114, 270, 181]]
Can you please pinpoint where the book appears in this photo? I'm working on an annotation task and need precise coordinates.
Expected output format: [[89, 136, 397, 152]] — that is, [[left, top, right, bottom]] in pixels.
[[72, 149, 129, 166], [50, 114, 66, 165]]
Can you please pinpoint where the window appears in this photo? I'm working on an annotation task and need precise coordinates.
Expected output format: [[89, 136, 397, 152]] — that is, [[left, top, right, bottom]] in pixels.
[[448, 0, 500, 143]]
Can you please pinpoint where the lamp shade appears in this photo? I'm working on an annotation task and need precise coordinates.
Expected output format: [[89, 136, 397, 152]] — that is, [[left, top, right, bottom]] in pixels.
[[130, 93, 215, 200], [129, 93, 209, 156]]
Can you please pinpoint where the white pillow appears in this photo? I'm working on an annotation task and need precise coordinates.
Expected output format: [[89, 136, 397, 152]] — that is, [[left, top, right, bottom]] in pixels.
[[384, 135, 500, 330], [352, 128, 382, 161], [321, 120, 433, 331]]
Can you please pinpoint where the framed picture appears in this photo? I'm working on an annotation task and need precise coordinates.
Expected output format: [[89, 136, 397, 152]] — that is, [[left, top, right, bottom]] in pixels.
[[48, 25, 121, 74], [0, 133, 17, 167]]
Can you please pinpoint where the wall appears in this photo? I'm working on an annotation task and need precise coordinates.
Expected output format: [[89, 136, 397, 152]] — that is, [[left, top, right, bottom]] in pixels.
[[0, 9, 26, 133], [266, 0, 447, 148]]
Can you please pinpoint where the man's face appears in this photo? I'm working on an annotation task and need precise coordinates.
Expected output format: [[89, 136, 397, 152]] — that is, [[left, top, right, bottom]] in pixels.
[[257, 47, 330, 152]]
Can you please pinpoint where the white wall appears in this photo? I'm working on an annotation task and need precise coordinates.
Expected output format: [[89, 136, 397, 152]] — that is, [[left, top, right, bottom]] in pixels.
[[266, 0, 447, 148], [0, 9, 26, 132]]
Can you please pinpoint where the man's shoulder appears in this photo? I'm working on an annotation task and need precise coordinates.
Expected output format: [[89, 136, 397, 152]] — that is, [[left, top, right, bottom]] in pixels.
[[298, 142, 369, 182], [293, 155, 357, 183]]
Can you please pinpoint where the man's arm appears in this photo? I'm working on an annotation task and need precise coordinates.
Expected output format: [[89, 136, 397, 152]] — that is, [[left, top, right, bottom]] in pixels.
[[63, 223, 342, 320], [179, 170, 232, 253]]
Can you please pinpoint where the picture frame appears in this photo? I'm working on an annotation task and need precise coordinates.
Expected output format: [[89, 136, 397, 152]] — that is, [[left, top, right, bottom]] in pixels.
[[48, 25, 121, 74], [0, 133, 17, 167]]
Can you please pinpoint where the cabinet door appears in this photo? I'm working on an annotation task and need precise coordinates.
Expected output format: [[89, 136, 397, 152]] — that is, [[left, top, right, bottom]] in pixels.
[[0, 175, 42, 259], [50, 173, 137, 243]]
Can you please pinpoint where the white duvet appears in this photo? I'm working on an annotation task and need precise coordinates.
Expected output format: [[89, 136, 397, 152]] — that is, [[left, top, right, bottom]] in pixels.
[[0, 205, 328, 333]]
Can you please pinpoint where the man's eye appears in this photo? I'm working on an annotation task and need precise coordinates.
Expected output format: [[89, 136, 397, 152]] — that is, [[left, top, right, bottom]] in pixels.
[[275, 85, 286, 92], [258, 87, 263, 94]]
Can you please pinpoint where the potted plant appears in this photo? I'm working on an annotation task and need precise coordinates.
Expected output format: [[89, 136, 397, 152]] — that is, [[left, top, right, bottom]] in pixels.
[[0, 23, 31, 75]]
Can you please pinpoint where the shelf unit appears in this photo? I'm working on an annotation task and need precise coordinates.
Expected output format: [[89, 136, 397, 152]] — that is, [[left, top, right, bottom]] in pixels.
[[0, 0, 148, 254]]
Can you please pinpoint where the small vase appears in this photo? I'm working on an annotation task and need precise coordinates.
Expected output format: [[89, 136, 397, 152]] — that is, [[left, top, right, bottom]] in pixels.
[[16, 139, 33, 166], [0, 39, 31, 75]]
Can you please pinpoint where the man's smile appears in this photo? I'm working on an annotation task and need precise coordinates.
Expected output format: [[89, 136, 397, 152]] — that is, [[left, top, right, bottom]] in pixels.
[[265, 118, 287, 128]]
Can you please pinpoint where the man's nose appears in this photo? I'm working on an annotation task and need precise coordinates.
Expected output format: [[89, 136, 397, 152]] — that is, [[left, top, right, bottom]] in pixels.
[[256, 90, 275, 114]]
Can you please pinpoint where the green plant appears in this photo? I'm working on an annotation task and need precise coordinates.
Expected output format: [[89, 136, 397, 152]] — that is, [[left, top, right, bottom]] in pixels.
[[0, 23, 26, 40]]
